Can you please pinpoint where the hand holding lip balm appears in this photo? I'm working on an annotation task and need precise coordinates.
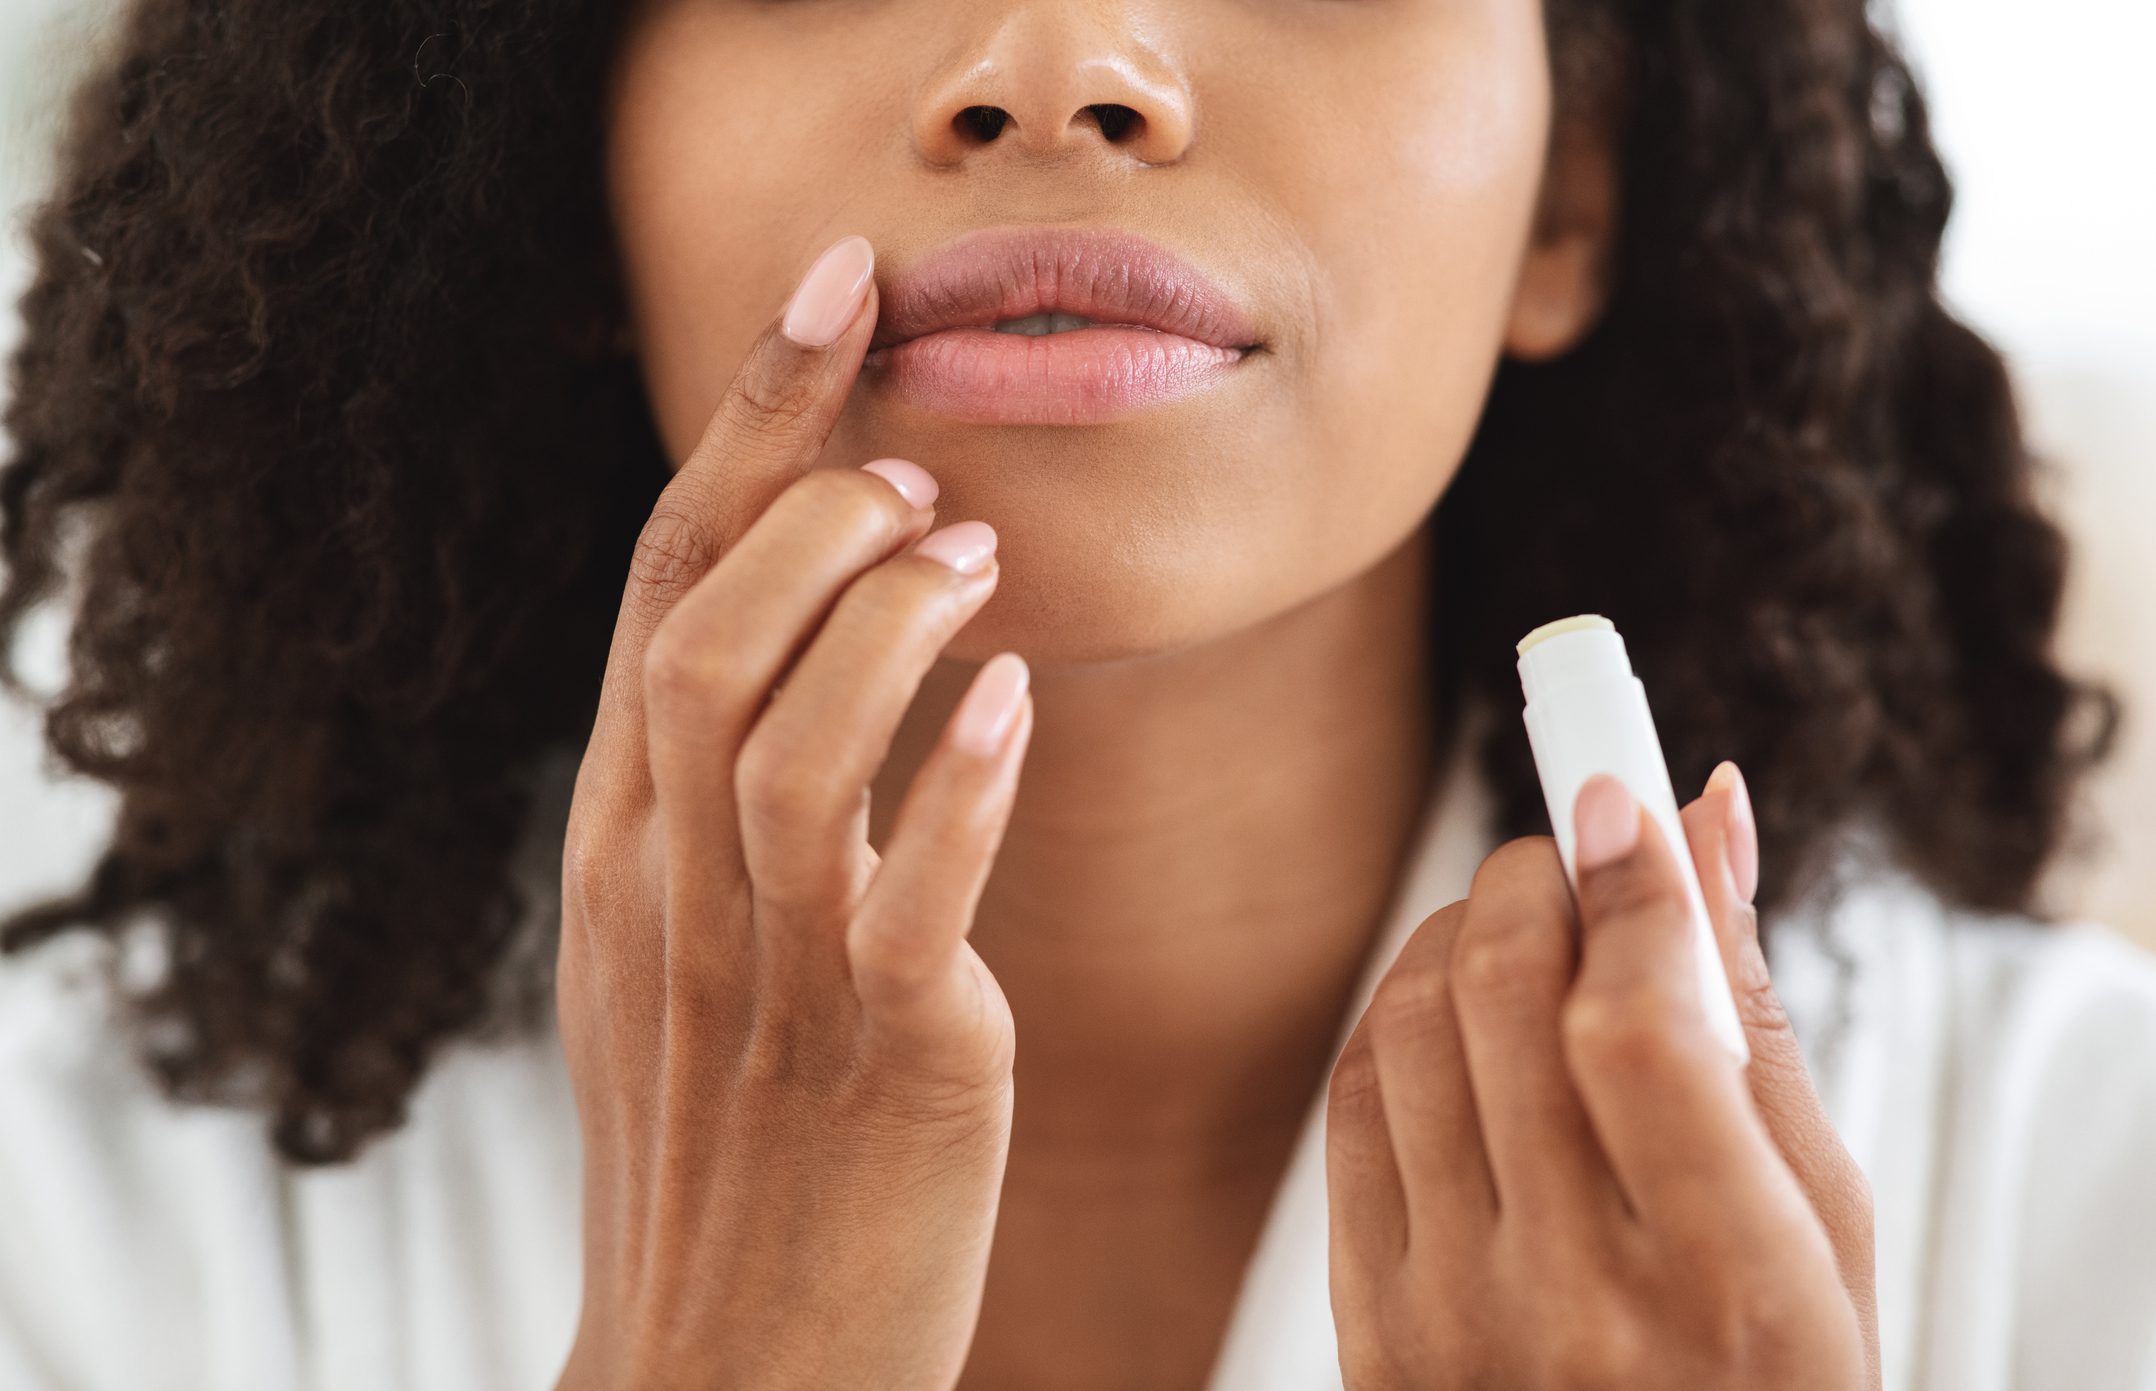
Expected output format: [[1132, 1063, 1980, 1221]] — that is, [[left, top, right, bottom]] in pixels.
[[1516, 613, 1751, 1067], [1328, 625, 1874, 1391]]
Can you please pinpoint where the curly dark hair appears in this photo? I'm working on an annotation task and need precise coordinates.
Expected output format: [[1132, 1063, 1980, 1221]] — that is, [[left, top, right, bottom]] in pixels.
[[0, 0, 2122, 1166]]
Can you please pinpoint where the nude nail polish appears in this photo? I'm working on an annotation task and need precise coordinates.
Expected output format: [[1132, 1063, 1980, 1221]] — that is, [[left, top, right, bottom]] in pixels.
[[914, 521, 997, 575], [953, 652, 1029, 755], [1711, 760, 1760, 904], [1574, 773, 1642, 870], [781, 235, 874, 347], [859, 458, 939, 509]]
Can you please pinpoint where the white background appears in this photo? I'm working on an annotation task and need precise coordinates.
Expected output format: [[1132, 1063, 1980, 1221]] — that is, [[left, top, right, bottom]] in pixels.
[[2, 0, 2152, 943]]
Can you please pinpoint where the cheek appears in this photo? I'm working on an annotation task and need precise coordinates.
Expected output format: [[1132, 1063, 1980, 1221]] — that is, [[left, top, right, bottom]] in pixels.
[[603, 5, 897, 464], [1114, 4, 1551, 656], [1246, 5, 1554, 560]]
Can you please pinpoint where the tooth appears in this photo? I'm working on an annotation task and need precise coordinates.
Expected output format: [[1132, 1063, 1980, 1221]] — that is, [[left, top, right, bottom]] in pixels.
[[991, 312, 1095, 336]]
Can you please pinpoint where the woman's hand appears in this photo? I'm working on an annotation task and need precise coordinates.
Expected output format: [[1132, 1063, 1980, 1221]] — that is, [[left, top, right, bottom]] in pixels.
[[553, 236, 1031, 1391], [1326, 763, 1881, 1390]]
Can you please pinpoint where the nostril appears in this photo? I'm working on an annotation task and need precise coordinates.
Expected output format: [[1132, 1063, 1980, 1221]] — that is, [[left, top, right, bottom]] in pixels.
[[1086, 103, 1139, 142], [956, 105, 1008, 142]]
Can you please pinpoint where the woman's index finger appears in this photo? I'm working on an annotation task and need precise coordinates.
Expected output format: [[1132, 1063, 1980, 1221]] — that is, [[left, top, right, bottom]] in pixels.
[[615, 238, 879, 655], [591, 237, 880, 754]]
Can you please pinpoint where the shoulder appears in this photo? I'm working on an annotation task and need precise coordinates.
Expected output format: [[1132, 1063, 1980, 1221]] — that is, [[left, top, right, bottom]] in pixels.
[[1784, 844, 2156, 1179], [0, 928, 171, 1126], [0, 931, 268, 1387], [1771, 850, 2156, 1391], [0, 925, 586, 1390], [1934, 909, 2156, 1391], [1767, 842, 2156, 1094], [1921, 882, 2156, 1142]]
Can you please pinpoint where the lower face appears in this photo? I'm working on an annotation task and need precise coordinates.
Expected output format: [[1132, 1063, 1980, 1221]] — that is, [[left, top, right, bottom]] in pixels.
[[603, 0, 1555, 665]]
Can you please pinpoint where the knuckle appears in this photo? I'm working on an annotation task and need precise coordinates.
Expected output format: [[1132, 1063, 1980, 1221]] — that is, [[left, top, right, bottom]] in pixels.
[[627, 500, 721, 612], [1450, 917, 1565, 1003], [640, 618, 757, 719], [734, 725, 842, 825], [717, 353, 823, 439], [1546, 1306, 1647, 1386], [1474, 834, 1564, 891], [1700, 1273, 1794, 1368], [1728, 937, 1796, 1036], [1586, 861, 1689, 924], [663, 945, 755, 1040], [730, 1011, 843, 1093], [845, 915, 945, 1005], [1560, 983, 1694, 1070], [781, 466, 914, 553], [825, 555, 950, 642], [1737, 975, 1795, 1041], [561, 801, 640, 912], [639, 624, 713, 710], [1327, 1037, 1386, 1115], [1365, 967, 1454, 1048], [560, 824, 611, 918]]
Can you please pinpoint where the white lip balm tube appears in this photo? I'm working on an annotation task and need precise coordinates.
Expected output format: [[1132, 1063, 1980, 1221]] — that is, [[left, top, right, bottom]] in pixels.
[[1516, 614, 1749, 1068]]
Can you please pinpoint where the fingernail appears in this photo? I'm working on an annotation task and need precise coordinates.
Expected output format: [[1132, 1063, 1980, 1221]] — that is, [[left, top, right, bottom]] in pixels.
[[914, 520, 997, 575], [782, 234, 875, 347], [953, 652, 1029, 755], [1709, 760, 1760, 904], [1575, 774, 1640, 870], [859, 457, 939, 510]]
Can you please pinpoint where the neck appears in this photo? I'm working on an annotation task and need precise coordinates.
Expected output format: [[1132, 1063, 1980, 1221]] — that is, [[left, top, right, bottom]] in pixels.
[[872, 522, 1445, 1181]]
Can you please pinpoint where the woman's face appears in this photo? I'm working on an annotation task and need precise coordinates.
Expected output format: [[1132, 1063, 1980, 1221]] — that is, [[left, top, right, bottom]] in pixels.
[[603, 0, 1611, 664]]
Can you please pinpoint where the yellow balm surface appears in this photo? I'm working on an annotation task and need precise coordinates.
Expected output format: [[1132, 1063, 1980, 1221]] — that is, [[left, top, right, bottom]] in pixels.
[[1516, 613, 1616, 657]]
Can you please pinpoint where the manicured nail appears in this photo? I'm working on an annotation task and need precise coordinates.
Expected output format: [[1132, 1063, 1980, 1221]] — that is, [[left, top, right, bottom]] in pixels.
[[914, 520, 997, 574], [781, 234, 875, 347], [1575, 774, 1641, 870], [953, 652, 1029, 755], [859, 457, 938, 509], [1708, 760, 1759, 904]]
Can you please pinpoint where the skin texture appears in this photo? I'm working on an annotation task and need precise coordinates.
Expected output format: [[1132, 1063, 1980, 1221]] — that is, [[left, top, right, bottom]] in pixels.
[[563, 5, 1880, 1388]]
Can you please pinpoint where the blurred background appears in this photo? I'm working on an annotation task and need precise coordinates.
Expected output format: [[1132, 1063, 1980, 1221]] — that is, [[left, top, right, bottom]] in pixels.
[[1, 1, 2151, 946]]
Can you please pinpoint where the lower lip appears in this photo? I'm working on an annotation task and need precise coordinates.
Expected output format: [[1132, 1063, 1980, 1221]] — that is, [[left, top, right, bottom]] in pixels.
[[863, 326, 1252, 425]]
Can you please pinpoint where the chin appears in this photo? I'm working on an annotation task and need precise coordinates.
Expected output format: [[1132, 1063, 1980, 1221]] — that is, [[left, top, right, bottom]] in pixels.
[[937, 576, 1214, 670], [934, 541, 1332, 673]]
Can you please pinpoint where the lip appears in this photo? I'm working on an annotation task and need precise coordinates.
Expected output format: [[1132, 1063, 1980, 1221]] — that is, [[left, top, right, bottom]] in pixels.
[[862, 224, 1264, 425]]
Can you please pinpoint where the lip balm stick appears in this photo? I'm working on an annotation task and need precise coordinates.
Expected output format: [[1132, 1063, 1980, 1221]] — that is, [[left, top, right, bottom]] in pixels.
[[1516, 614, 1750, 1068]]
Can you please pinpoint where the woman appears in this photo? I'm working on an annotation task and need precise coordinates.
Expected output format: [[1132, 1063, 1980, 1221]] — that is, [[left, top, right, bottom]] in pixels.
[[1, 0, 2152, 1387]]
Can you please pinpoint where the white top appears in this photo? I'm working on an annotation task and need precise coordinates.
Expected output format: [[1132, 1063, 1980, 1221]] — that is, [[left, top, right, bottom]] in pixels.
[[3, 740, 2155, 1391]]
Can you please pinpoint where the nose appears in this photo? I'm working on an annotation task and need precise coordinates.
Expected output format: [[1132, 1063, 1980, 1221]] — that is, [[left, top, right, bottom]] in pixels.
[[911, 5, 1196, 168]]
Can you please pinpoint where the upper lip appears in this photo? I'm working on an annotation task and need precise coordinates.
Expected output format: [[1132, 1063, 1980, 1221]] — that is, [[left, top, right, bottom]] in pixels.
[[867, 224, 1263, 353]]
